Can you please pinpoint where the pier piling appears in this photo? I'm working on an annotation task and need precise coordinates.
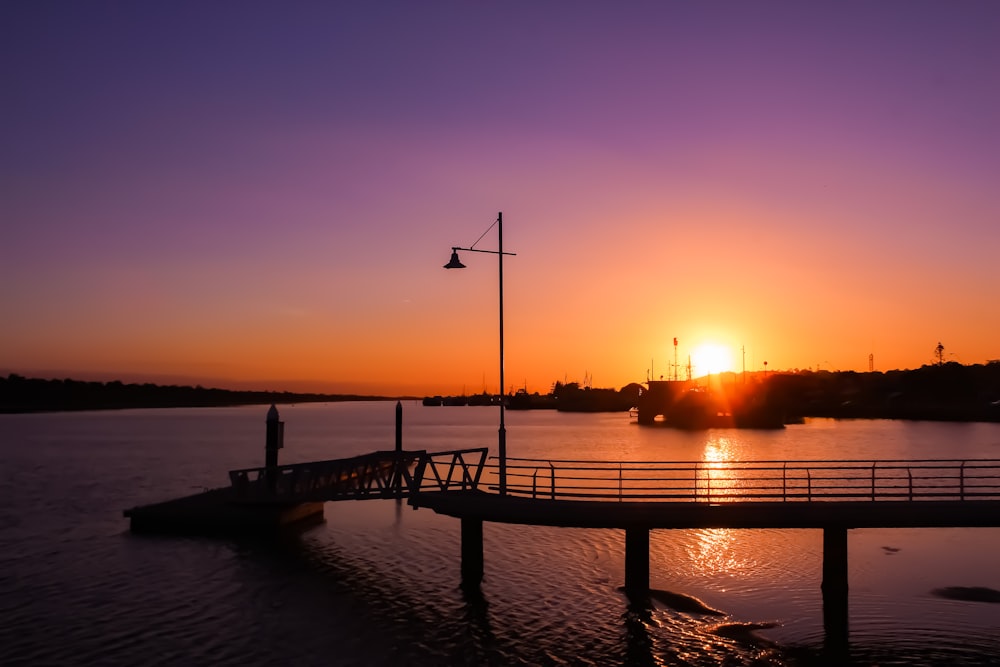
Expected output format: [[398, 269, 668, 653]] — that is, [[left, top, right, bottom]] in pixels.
[[394, 401, 404, 498], [265, 404, 284, 492], [624, 527, 650, 596], [821, 526, 849, 647], [395, 400, 402, 453], [461, 518, 484, 587], [821, 526, 848, 595]]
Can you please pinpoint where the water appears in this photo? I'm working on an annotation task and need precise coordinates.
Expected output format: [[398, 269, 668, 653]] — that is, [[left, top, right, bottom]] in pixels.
[[2, 402, 1000, 666]]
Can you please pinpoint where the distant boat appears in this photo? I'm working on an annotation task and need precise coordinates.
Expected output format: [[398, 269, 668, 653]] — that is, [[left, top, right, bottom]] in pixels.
[[465, 392, 496, 406], [421, 392, 498, 407], [635, 380, 786, 429], [507, 389, 558, 410]]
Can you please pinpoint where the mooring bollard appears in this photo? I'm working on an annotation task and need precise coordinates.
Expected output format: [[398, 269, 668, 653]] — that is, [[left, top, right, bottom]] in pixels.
[[394, 400, 404, 498], [395, 400, 403, 453], [265, 404, 284, 493]]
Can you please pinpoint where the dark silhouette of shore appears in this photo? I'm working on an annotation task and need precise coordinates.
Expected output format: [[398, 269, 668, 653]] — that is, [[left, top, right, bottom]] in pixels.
[[430, 362, 1000, 424], [8, 361, 1000, 422], [425, 381, 643, 412], [0, 374, 397, 413], [770, 362, 1000, 423]]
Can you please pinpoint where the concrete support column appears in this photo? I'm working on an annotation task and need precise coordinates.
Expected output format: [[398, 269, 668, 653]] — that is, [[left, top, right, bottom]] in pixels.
[[625, 527, 650, 595], [821, 526, 848, 594], [821, 526, 849, 650], [461, 518, 484, 587]]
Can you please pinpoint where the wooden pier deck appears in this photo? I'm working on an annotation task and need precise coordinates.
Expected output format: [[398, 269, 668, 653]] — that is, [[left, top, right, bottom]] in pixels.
[[124, 486, 325, 535]]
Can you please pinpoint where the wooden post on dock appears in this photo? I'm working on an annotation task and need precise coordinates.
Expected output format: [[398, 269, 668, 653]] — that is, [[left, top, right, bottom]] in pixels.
[[394, 401, 404, 498], [461, 518, 484, 587], [265, 405, 284, 493], [395, 400, 402, 452], [625, 526, 650, 596], [821, 526, 849, 648]]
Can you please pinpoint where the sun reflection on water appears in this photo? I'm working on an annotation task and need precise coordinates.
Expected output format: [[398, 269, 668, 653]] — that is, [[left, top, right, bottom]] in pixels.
[[690, 528, 759, 581], [703, 434, 735, 464], [699, 434, 741, 501]]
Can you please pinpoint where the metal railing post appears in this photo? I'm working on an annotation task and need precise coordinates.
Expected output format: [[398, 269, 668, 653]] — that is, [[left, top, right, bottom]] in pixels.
[[782, 462, 787, 502], [550, 462, 556, 500], [807, 468, 812, 502], [412, 455, 428, 495], [619, 463, 623, 502], [532, 468, 538, 498], [907, 468, 913, 500]]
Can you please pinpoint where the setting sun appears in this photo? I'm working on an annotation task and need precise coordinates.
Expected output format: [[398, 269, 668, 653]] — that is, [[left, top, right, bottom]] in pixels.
[[690, 343, 734, 377]]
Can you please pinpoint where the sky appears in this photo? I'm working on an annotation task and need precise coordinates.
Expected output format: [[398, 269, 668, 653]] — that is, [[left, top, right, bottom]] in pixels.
[[2, 1, 999, 396]]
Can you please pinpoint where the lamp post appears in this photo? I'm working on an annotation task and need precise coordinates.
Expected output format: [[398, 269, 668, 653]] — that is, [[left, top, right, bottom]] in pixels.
[[444, 211, 516, 495]]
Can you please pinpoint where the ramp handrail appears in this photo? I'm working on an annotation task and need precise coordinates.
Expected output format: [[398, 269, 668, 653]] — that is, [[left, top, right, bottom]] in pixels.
[[411, 447, 489, 493], [229, 450, 425, 501], [229, 447, 490, 502]]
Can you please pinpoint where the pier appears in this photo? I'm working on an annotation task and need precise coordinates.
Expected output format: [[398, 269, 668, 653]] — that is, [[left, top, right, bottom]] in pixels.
[[411, 456, 1000, 645], [124, 405, 1000, 645], [124, 403, 485, 535], [409, 459, 1000, 598]]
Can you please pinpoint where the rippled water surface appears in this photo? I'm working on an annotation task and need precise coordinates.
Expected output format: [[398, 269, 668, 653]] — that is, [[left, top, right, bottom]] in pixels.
[[2, 403, 1000, 666]]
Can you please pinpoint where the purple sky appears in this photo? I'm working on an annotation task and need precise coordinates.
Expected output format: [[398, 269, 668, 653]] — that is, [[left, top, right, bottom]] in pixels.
[[3, 2, 999, 394]]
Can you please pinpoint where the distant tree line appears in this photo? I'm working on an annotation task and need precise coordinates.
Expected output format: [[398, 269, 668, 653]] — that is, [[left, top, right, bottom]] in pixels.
[[0, 374, 389, 413], [768, 361, 1000, 422], [530, 362, 1000, 421]]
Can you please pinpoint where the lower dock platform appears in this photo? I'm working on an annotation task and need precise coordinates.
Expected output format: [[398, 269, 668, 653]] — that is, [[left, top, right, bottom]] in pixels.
[[123, 487, 324, 536]]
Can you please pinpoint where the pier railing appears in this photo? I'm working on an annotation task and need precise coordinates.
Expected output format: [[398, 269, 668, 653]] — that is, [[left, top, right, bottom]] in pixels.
[[492, 458, 1000, 502]]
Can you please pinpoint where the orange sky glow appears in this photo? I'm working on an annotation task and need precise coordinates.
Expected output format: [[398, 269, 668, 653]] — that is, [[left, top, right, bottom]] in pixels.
[[3, 3, 999, 396]]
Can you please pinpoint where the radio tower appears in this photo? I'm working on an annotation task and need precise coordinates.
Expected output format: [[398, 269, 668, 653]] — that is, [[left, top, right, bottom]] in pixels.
[[673, 337, 679, 381], [869, 353, 874, 372]]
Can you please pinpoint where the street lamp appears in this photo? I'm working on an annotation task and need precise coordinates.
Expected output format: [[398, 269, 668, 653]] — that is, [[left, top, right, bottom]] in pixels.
[[444, 211, 516, 495]]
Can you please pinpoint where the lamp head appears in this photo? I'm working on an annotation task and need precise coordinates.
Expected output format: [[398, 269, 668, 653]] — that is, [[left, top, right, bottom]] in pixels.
[[443, 249, 466, 269]]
